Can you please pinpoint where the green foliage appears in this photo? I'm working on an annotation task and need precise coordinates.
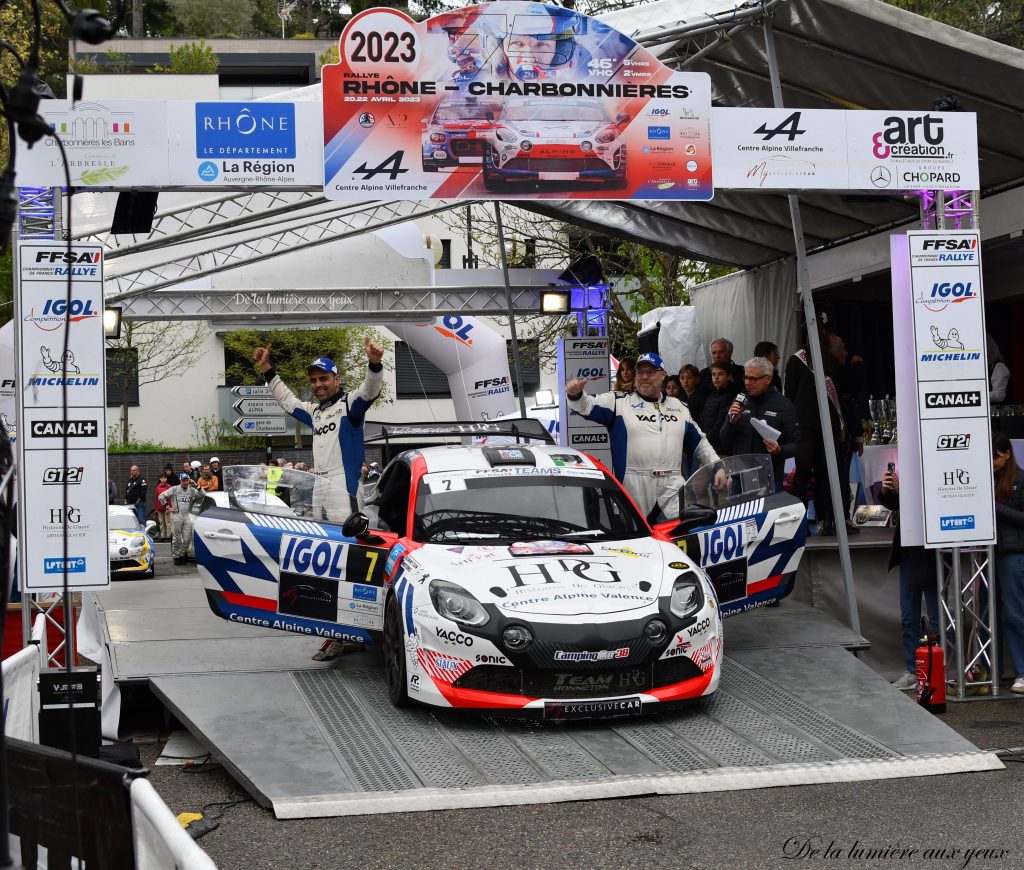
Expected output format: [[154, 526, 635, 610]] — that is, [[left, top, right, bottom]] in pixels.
[[167, 0, 254, 37], [190, 415, 265, 450], [69, 54, 103, 74], [149, 40, 221, 73], [0, 248, 12, 329], [318, 43, 339, 68], [223, 326, 392, 404], [103, 50, 133, 74], [107, 425, 171, 453]]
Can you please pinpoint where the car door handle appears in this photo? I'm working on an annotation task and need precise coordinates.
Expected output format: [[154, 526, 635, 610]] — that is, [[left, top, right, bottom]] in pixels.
[[777, 512, 802, 525], [204, 531, 241, 541]]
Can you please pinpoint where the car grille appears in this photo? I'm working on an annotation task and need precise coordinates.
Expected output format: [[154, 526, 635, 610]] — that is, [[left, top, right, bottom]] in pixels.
[[451, 139, 485, 156], [504, 157, 612, 174], [111, 558, 143, 569], [452, 657, 703, 698]]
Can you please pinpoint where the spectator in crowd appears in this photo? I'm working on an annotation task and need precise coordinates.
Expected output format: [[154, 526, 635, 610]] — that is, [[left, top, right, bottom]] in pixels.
[[989, 335, 1011, 403], [785, 326, 844, 534], [664, 374, 683, 399], [993, 432, 1024, 693], [159, 474, 204, 565], [361, 461, 370, 482], [721, 357, 801, 491], [254, 338, 384, 662], [879, 464, 939, 691], [154, 473, 173, 542], [209, 457, 224, 489], [698, 362, 739, 454], [699, 338, 744, 392], [107, 472, 116, 506], [181, 460, 193, 480], [566, 351, 723, 521], [613, 357, 636, 392], [367, 462, 382, 481], [125, 465, 148, 526], [753, 340, 782, 391], [197, 464, 219, 493], [190, 460, 202, 481], [679, 364, 705, 420]]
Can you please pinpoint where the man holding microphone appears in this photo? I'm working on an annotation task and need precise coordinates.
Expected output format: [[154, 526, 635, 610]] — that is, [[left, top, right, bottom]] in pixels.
[[720, 356, 801, 492], [566, 351, 722, 522]]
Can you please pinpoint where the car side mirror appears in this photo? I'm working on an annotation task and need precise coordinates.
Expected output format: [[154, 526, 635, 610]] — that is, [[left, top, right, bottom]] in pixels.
[[343, 512, 370, 539], [616, 112, 629, 124], [670, 505, 717, 536], [145, 520, 157, 535]]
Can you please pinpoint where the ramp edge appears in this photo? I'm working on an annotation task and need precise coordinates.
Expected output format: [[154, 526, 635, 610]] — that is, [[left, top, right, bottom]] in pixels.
[[271, 751, 1004, 819]]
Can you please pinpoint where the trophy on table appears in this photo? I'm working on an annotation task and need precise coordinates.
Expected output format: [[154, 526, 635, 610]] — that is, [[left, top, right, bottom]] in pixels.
[[867, 396, 882, 445], [882, 395, 897, 444]]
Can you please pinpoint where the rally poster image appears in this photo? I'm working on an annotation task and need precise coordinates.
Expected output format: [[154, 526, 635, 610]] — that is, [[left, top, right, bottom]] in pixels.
[[322, 2, 714, 201]]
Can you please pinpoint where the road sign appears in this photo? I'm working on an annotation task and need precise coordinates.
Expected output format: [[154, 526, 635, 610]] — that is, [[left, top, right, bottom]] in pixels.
[[231, 385, 273, 397], [232, 398, 285, 416], [234, 417, 289, 435]]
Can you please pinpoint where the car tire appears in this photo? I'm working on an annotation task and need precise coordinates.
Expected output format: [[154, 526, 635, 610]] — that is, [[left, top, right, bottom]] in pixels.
[[383, 594, 410, 707]]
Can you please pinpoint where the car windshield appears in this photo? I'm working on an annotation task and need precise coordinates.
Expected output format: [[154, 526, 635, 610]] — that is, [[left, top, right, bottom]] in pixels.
[[414, 472, 647, 545], [222, 465, 354, 524], [503, 103, 606, 123], [682, 454, 774, 511], [433, 103, 499, 121], [109, 512, 143, 532]]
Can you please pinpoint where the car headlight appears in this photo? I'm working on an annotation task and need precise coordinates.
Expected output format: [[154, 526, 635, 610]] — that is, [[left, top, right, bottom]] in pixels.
[[670, 572, 705, 619], [430, 132, 446, 144], [429, 580, 489, 627], [596, 128, 617, 144], [496, 127, 517, 143]]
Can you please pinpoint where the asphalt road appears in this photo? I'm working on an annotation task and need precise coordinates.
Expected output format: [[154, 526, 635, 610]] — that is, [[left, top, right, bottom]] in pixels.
[[140, 545, 1024, 870]]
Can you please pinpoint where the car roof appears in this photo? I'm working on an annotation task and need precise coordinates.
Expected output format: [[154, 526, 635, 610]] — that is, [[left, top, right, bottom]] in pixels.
[[413, 444, 602, 475], [108, 505, 136, 516]]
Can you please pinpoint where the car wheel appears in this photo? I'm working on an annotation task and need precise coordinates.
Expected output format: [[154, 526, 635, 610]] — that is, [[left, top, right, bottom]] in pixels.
[[382, 589, 409, 704], [383, 594, 410, 707]]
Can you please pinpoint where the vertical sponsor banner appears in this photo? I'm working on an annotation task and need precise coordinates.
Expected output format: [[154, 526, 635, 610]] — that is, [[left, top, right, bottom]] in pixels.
[[557, 337, 611, 468], [16, 241, 110, 591], [322, 2, 713, 201], [905, 231, 994, 548]]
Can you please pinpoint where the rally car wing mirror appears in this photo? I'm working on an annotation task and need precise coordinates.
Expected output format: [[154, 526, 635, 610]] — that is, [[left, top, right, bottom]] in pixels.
[[670, 505, 717, 537], [343, 511, 386, 545]]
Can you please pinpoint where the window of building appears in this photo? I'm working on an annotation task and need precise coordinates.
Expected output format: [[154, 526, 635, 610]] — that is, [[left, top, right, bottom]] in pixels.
[[439, 239, 452, 269], [106, 347, 139, 407], [395, 338, 541, 400]]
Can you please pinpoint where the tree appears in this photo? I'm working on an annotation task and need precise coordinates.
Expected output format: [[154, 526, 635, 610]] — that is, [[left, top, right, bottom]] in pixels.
[[222, 326, 390, 447], [167, 0, 255, 37], [106, 321, 208, 446]]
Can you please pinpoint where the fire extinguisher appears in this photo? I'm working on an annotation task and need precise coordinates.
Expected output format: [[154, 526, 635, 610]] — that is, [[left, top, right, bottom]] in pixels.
[[915, 631, 946, 714]]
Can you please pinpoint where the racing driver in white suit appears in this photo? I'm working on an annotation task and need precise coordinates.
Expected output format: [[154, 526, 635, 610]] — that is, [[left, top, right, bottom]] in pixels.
[[566, 351, 723, 522]]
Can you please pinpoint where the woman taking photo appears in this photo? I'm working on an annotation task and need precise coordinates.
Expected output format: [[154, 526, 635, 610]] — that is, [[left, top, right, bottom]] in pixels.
[[993, 432, 1024, 693]]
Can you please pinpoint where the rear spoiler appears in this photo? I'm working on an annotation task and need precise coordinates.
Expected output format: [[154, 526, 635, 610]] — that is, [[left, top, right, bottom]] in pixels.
[[364, 419, 555, 447]]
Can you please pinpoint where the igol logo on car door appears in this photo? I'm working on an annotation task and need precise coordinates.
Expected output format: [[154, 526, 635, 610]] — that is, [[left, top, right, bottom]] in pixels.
[[698, 524, 745, 565]]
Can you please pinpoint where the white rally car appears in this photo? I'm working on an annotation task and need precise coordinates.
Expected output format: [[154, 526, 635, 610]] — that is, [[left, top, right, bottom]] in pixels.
[[195, 425, 805, 719], [482, 97, 628, 190]]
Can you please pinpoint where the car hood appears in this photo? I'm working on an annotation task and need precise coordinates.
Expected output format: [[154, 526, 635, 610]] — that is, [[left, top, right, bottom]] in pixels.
[[414, 538, 673, 618], [108, 530, 147, 551]]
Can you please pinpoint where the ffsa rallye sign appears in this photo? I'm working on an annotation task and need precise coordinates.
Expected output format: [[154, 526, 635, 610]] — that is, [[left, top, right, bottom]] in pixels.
[[322, 2, 713, 201]]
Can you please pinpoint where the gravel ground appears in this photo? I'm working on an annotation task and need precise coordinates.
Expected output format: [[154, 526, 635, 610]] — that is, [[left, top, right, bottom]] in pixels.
[[135, 545, 1024, 869]]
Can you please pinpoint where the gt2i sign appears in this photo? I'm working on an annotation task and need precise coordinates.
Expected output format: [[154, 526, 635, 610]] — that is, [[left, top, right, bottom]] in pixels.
[[322, 2, 713, 201]]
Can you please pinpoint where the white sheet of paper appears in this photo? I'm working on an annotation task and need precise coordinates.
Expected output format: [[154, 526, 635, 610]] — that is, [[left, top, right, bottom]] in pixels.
[[750, 416, 782, 442]]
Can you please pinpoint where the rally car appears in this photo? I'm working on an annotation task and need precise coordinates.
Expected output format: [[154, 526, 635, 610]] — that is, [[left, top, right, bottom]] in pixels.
[[421, 96, 503, 172], [194, 427, 806, 719], [482, 97, 628, 190], [108, 505, 156, 578]]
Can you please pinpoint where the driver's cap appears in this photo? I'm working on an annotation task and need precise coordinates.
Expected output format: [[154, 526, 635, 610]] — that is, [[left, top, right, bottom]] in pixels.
[[307, 357, 338, 375], [636, 351, 664, 370]]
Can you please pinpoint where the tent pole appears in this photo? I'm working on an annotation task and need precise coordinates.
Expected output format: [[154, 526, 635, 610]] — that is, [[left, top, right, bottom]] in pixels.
[[761, 13, 861, 635], [493, 202, 529, 418]]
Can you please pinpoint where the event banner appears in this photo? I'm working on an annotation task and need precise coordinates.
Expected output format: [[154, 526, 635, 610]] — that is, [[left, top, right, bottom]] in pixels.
[[15, 242, 111, 592], [322, 2, 714, 201], [906, 230, 995, 548], [713, 108, 979, 190], [558, 336, 611, 468]]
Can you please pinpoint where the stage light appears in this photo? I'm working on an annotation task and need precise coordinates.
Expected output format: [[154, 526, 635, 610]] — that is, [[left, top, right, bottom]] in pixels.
[[533, 389, 556, 409], [540, 288, 570, 314], [103, 307, 122, 339]]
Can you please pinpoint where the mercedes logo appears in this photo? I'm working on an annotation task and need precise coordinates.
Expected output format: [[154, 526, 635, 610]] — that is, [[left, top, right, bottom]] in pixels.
[[870, 166, 892, 188]]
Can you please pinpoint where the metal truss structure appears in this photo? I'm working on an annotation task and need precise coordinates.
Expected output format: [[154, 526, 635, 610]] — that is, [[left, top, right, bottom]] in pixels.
[[938, 547, 999, 699], [103, 198, 474, 303], [117, 285, 543, 325], [919, 189, 980, 232]]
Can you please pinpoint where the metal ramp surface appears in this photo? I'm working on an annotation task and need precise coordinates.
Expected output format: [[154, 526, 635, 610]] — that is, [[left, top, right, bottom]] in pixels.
[[86, 579, 1001, 818]]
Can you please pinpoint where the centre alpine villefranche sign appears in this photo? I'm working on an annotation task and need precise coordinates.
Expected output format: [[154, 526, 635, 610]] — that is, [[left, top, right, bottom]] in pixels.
[[322, 2, 713, 201]]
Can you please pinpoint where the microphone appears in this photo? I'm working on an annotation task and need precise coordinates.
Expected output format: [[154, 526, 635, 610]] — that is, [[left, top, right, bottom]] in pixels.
[[728, 393, 747, 423]]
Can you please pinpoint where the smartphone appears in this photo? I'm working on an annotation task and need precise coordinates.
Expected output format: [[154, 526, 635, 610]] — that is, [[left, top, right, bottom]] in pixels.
[[887, 462, 896, 474]]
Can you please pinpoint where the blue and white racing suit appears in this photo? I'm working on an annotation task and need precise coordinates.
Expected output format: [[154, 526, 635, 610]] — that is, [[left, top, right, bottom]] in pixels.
[[567, 390, 719, 520], [264, 364, 383, 519]]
